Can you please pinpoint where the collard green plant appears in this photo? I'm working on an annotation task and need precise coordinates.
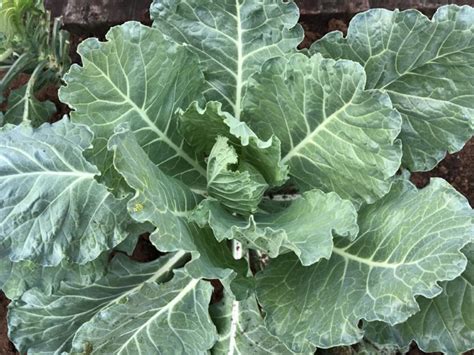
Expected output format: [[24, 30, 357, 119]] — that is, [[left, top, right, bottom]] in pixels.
[[0, 1, 473, 354], [0, 0, 70, 127]]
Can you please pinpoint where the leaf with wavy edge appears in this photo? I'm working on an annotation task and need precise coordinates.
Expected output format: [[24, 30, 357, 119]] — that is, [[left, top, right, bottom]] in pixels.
[[210, 292, 302, 354], [256, 178, 473, 350], [311, 5, 474, 171], [242, 53, 402, 205], [364, 244, 474, 355], [180, 101, 288, 186], [2, 85, 55, 126], [193, 189, 358, 266], [70, 269, 216, 354], [0, 222, 148, 300], [207, 136, 268, 214], [109, 126, 246, 281], [113, 222, 155, 255], [0, 119, 129, 266], [108, 125, 200, 249], [151, 0, 303, 118], [8, 252, 217, 354], [0, 248, 108, 301], [59, 21, 206, 189], [355, 340, 401, 355]]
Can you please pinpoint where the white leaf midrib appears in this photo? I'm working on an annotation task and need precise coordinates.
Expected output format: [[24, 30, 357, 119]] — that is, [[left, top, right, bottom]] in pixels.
[[115, 270, 199, 353], [234, 0, 244, 120], [84, 59, 206, 178], [227, 300, 240, 355], [332, 247, 402, 269], [72, 251, 189, 351], [0, 171, 95, 179], [281, 92, 357, 164]]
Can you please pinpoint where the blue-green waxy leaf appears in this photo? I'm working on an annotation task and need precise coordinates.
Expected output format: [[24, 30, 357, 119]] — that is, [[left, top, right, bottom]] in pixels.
[[59, 21, 206, 190], [207, 136, 268, 214], [193, 189, 358, 267], [210, 292, 303, 354], [108, 125, 201, 250], [151, 0, 303, 118], [0, 119, 130, 266], [2, 85, 55, 126], [311, 5, 474, 172], [0, 224, 146, 300], [242, 53, 402, 205], [364, 244, 474, 355], [180, 101, 288, 187], [72, 270, 216, 354], [108, 126, 247, 282], [256, 178, 473, 350], [8, 253, 217, 354], [0, 247, 108, 301]]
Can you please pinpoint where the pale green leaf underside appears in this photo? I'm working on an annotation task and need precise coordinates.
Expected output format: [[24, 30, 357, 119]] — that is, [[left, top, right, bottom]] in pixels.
[[180, 101, 288, 186], [9, 252, 217, 354], [243, 53, 402, 205], [210, 293, 300, 354], [2, 85, 55, 126], [207, 136, 268, 214], [151, 0, 303, 118], [59, 21, 206, 189], [0, 120, 129, 266], [109, 127, 247, 282], [312, 5, 474, 171], [365, 244, 474, 355], [193, 189, 358, 266], [256, 178, 473, 350]]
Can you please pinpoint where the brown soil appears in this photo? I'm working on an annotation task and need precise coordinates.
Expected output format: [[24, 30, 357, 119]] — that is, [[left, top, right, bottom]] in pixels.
[[130, 234, 164, 262], [0, 293, 16, 355], [411, 138, 474, 207], [36, 83, 70, 123], [299, 14, 350, 48]]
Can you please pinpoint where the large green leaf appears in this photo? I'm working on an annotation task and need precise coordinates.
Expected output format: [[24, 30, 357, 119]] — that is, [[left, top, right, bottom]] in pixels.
[[109, 125, 201, 249], [109, 126, 246, 282], [70, 269, 216, 354], [243, 54, 402, 205], [151, 0, 303, 118], [0, 249, 108, 300], [210, 292, 300, 354], [207, 136, 268, 214], [59, 21, 206, 189], [256, 178, 473, 350], [0, 224, 146, 300], [2, 85, 55, 126], [9, 252, 217, 354], [193, 189, 358, 266], [180, 101, 288, 187], [311, 5, 474, 171], [0, 120, 129, 265], [364, 244, 474, 355]]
